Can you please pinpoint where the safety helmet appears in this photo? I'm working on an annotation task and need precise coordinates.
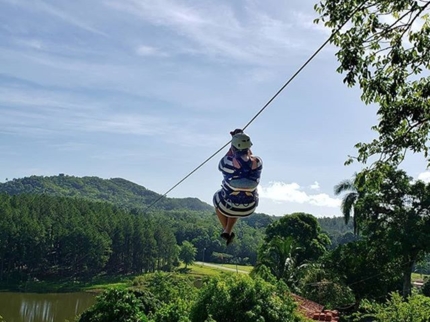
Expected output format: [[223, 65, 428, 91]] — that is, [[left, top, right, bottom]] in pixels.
[[231, 133, 252, 150]]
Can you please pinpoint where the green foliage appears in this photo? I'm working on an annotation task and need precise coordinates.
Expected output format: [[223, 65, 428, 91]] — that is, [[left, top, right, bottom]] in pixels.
[[0, 175, 270, 286], [264, 213, 330, 266], [315, 0, 430, 167], [0, 194, 179, 282], [249, 264, 277, 284], [179, 241, 197, 268], [0, 175, 213, 212], [354, 167, 430, 297], [317, 217, 357, 249], [0, 192, 267, 285], [149, 298, 193, 322], [78, 288, 148, 322], [132, 273, 198, 322], [354, 292, 430, 322], [253, 236, 300, 287], [317, 216, 354, 235], [298, 265, 355, 309], [323, 240, 402, 302], [132, 272, 197, 305], [190, 274, 305, 322]]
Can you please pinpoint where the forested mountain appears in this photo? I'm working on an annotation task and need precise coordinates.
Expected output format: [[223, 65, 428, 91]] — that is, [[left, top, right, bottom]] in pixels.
[[317, 216, 358, 249], [0, 175, 213, 212], [0, 194, 268, 283]]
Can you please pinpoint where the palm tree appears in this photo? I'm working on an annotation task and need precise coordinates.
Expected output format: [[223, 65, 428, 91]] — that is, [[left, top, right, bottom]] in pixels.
[[253, 236, 302, 289], [334, 178, 360, 234]]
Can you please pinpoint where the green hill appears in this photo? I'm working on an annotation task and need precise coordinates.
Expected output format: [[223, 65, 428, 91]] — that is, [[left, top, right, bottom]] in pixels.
[[0, 175, 213, 212]]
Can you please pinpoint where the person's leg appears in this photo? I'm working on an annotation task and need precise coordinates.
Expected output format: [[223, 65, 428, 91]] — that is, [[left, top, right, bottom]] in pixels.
[[215, 208, 228, 230], [224, 217, 238, 234]]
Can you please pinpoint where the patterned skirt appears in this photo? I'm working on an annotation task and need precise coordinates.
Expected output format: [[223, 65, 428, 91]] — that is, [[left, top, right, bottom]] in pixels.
[[213, 188, 259, 218]]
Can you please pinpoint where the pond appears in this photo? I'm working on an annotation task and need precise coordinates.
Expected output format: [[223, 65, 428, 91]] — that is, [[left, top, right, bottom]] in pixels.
[[0, 292, 96, 322]]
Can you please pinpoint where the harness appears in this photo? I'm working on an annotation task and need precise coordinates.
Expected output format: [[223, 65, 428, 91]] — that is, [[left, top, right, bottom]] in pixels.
[[220, 155, 260, 208], [221, 178, 258, 208]]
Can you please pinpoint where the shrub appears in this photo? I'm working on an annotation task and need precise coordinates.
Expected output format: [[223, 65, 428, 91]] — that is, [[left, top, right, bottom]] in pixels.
[[132, 272, 198, 321], [190, 274, 306, 322], [354, 292, 430, 322], [150, 298, 193, 322], [132, 272, 197, 304], [78, 288, 148, 322]]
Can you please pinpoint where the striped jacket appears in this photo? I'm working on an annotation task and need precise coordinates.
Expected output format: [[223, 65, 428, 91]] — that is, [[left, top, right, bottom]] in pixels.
[[218, 154, 263, 191]]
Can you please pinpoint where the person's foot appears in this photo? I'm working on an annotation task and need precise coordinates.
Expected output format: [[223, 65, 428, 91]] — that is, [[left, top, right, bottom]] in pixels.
[[226, 232, 235, 246], [220, 232, 230, 240]]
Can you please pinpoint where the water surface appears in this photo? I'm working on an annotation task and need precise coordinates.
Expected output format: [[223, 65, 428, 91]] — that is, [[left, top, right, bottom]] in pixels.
[[0, 292, 95, 322]]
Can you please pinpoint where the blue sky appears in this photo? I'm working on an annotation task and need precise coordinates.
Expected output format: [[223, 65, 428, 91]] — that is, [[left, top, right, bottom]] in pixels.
[[1, 0, 428, 217]]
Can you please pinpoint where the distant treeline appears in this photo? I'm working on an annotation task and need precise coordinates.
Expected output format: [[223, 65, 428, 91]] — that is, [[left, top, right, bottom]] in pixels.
[[0, 175, 213, 212], [0, 175, 357, 283], [0, 194, 269, 282], [318, 216, 358, 249]]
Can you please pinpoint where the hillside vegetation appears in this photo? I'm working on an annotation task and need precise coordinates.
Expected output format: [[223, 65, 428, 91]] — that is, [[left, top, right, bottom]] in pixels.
[[0, 175, 213, 212]]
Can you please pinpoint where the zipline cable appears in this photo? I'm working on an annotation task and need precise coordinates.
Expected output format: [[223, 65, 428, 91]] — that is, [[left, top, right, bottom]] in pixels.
[[144, 3, 366, 212]]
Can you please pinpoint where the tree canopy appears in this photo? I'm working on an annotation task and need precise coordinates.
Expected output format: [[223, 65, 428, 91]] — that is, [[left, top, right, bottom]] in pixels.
[[315, 0, 430, 168]]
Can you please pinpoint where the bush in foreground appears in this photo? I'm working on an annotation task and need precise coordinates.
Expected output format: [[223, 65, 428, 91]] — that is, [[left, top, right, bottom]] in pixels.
[[190, 274, 306, 322], [353, 292, 430, 322], [79, 273, 309, 322], [78, 288, 148, 322]]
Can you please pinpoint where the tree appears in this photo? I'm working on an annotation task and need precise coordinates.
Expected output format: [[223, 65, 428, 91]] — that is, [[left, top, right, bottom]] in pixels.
[[298, 264, 355, 310], [355, 292, 430, 322], [78, 288, 148, 322], [323, 240, 402, 304], [179, 241, 197, 269], [131, 272, 197, 321], [352, 167, 430, 298], [265, 213, 330, 265], [189, 275, 305, 322], [253, 236, 300, 286], [315, 0, 430, 168], [334, 178, 359, 229]]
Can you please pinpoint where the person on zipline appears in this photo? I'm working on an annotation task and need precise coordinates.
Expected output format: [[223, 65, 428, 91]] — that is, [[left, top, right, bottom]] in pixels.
[[213, 129, 263, 245]]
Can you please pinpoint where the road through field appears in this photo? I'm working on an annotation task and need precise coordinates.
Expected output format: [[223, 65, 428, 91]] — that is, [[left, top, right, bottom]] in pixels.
[[194, 262, 249, 274]]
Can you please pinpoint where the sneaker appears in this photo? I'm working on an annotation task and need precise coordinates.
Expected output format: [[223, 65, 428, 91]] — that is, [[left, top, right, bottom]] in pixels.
[[226, 232, 235, 246], [220, 232, 230, 240]]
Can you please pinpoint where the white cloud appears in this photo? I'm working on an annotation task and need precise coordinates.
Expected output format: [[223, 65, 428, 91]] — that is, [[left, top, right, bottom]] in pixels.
[[105, 0, 313, 65], [0, 85, 224, 147], [14, 38, 44, 50], [418, 171, 430, 183], [293, 11, 330, 35], [5, 0, 107, 36], [136, 45, 168, 57], [310, 181, 320, 190], [259, 181, 341, 208]]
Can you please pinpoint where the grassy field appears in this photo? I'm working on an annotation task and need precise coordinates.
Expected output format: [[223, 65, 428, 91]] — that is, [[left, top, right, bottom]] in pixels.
[[0, 262, 252, 293], [178, 264, 234, 278], [220, 264, 253, 272]]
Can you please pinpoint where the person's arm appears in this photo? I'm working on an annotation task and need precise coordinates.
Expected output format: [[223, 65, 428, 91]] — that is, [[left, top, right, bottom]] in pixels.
[[218, 155, 236, 177]]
